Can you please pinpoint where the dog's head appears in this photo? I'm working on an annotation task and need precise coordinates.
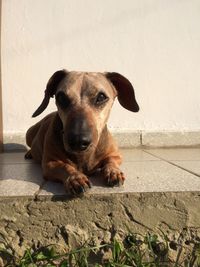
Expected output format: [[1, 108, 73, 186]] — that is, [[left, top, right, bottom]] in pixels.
[[32, 70, 139, 153]]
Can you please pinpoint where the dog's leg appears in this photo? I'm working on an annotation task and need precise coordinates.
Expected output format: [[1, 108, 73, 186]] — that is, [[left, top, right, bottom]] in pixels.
[[101, 153, 125, 187], [43, 160, 91, 195]]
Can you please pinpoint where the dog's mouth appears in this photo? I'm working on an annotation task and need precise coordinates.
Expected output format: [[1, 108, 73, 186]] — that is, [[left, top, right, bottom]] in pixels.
[[63, 141, 93, 155], [62, 131, 94, 154]]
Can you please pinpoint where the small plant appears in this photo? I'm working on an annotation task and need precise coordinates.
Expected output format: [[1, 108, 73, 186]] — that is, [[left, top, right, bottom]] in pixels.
[[102, 233, 169, 267], [0, 231, 200, 266]]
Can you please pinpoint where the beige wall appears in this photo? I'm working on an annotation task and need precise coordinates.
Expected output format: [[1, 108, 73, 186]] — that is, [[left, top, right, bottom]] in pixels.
[[2, 0, 200, 135]]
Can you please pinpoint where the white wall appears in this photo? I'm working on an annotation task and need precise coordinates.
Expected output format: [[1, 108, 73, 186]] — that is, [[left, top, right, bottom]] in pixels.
[[2, 0, 200, 135]]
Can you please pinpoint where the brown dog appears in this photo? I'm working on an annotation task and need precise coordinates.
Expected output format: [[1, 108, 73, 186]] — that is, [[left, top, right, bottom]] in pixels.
[[25, 70, 139, 195]]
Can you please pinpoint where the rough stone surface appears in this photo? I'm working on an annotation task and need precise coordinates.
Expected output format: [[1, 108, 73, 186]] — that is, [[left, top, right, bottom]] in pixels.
[[0, 192, 200, 256]]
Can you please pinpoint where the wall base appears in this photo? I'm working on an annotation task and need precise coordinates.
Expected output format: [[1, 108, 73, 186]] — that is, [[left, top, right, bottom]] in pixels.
[[2, 131, 200, 151]]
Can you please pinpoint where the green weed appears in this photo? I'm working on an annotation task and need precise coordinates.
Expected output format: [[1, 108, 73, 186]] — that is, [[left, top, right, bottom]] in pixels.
[[0, 231, 200, 267]]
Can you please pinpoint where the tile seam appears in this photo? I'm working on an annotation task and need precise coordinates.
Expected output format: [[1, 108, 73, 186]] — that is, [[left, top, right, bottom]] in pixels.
[[143, 150, 200, 178]]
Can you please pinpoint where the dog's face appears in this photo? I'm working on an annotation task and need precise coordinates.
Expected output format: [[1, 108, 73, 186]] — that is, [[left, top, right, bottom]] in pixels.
[[55, 72, 117, 153], [32, 70, 139, 154]]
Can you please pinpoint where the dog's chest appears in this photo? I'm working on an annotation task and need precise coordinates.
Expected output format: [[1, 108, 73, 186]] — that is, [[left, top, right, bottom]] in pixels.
[[70, 152, 97, 174]]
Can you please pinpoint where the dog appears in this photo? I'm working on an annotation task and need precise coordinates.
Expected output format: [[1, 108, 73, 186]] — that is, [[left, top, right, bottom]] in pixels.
[[25, 70, 139, 195]]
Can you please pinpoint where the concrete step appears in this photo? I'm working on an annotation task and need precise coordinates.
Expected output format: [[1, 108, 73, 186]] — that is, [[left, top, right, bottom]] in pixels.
[[0, 148, 200, 256], [1, 148, 200, 197]]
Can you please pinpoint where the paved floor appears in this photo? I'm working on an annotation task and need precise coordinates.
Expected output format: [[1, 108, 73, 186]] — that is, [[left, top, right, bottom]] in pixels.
[[0, 148, 200, 197]]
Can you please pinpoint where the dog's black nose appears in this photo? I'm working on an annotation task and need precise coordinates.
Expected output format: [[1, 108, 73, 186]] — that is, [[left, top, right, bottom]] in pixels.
[[68, 134, 92, 151], [66, 112, 92, 152]]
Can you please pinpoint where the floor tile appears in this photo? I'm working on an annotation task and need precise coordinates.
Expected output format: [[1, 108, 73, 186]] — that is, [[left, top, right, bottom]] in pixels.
[[171, 161, 200, 176], [89, 161, 200, 194], [39, 160, 200, 196], [121, 149, 159, 161], [1, 149, 200, 197], [0, 163, 43, 196], [121, 161, 200, 193], [144, 148, 200, 161]]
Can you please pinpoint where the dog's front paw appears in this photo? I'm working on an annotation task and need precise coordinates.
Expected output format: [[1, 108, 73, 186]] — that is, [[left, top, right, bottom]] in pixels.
[[102, 165, 125, 187], [64, 172, 91, 195], [24, 150, 33, 160]]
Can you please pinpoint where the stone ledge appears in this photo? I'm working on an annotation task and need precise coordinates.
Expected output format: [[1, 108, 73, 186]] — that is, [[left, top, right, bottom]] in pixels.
[[0, 192, 200, 256]]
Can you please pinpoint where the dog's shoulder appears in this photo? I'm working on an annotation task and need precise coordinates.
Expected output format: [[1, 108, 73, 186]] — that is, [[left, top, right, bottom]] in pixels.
[[44, 112, 63, 142], [95, 127, 119, 160]]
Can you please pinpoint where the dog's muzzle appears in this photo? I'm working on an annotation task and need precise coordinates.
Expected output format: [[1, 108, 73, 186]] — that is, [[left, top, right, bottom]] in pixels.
[[67, 132, 92, 151], [66, 114, 92, 152]]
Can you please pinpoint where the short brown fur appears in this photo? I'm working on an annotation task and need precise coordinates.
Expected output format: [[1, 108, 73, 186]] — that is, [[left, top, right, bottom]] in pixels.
[[25, 70, 139, 195]]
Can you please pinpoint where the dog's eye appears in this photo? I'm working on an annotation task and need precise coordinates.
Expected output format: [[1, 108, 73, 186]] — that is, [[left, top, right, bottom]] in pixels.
[[95, 92, 108, 106], [56, 92, 70, 109]]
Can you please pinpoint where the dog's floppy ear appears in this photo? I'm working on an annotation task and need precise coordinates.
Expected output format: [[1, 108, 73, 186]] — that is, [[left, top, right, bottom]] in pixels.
[[106, 72, 139, 112], [32, 70, 68, 117]]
